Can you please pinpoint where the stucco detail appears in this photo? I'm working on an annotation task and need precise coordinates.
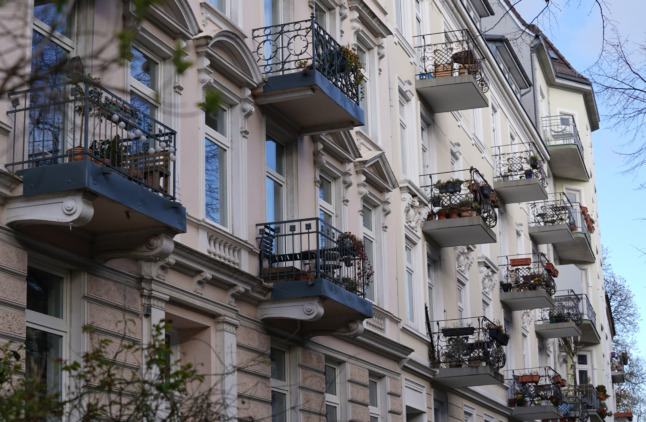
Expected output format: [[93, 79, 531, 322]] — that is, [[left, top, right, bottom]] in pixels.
[[87, 274, 140, 311], [258, 298, 325, 321], [3, 192, 94, 228], [0, 273, 26, 306], [0, 306, 25, 337], [86, 302, 141, 339]]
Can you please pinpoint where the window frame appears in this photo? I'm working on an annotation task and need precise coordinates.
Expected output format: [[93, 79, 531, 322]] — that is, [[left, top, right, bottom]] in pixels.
[[128, 44, 161, 120], [266, 138, 287, 222], [325, 362, 340, 421], [270, 346, 289, 422], [405, 242, 415, 324], [204, 102, 231, 227]]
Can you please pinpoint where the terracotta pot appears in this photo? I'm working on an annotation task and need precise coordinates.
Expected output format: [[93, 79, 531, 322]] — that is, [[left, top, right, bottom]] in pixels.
[[67, 146, 88, 162], [510, 258, 531, 267]]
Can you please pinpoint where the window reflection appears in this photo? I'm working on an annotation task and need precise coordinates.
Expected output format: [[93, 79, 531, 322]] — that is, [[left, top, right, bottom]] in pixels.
[[205, 140, 226, 224], [34, 0, 74, 38]]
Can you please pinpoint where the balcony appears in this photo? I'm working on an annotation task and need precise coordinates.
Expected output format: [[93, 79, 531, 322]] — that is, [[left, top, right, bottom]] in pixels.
[[252, 15, 364, 134], [422, 168, 497, 247], [256, 218, 372, 337], [506, 367, 565, 420], [528, 193, 575, 244], [493, 146, 548, 203], [414, 30, 489, 113], [552, 203, 595, 263], [4, 80, 185, 256], [557, 388, 587, 422], [542, 115, 589, 181], [535, 290, 583, 339], [429, 316, 507, 387], [570, 385, 607, 422], [577, 293, 600, 344], [615, 412, 634, 422], [611, 351, 628, 383], [499, 254, 557, 311]]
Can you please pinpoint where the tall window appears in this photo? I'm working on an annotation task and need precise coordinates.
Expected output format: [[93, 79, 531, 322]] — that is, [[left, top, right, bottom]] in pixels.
[[415, 0, 422, 37], [457, 280, 466, 320], [129, 46, 159, 120], [266, 139, 285, 222], [369, 377, 381, 422], [399, 97, 409, 177], [406, 244, 415, 323], [205, 105, 229, 226], [394, 0, 403, 31], [318, 175, 335, 225], [491, 104, 500, 149], [577, 353, 590, 385], [357, 43, 371, 133], [270, 347, 288, 422], [363, 204, 376, 301], [209, 0, 227, 15], [26, 267, 67, 402], [325, 363, 340, 422], [421, 117, 436, 179], [427, 253, 437, 321]]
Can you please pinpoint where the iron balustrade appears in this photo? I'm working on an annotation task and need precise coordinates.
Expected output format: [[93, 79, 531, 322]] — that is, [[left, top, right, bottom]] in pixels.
[[541, 115, 583, 154], [577, 293, 596, 327], [256, 217, 369, 297], [428, 316, 507, 370], [421, 167, 497, 228], [529, 193, 575, 228], [538, 290, 583, 324], [572, 385, 601, 414], [252, 14, 360, 104], [500, 253, 556, 295], [569, 202, 593, 237], [6, 79, 177, 199], [611, 351, 628, 371], [506, 366, 564, 408], [414, 29, 489, 92], [493, 145, 548, 188], [559, 387, 589, 422]]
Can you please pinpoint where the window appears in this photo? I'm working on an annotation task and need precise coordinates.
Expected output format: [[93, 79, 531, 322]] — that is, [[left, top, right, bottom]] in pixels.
[[420, 117, 436, 178], [434, 391, 448, 422], [319, 175, 335, 226], [457, 280, 465, 320], [205, 104, 229, 226], [406, 244, 415, 323], [577, 353, 590, 385], [399, 97, 409, 177], [369, 377, 381, 422], [394, 0, 403, 31], [209, 0, 227, 15], [271, 347, 288, 422], [363, 204, 376, 301], [427, 252, 437, 321], [266, 139, 285, 221], [25, 266, 67, 403], [464, 406, 475, 422], [415, 0, 422, 37], [314, 2, 328, 30], [129, 46, 159, 120], [357, 43, 371, 133], [491, 104, 500, 150], [325, 363, 340, 422], [472, 109, 482, 142]]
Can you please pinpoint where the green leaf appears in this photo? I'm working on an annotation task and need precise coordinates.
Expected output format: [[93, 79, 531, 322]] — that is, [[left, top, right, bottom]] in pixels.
[[173, 40, 192, 75], [198, 90, 222, 114]]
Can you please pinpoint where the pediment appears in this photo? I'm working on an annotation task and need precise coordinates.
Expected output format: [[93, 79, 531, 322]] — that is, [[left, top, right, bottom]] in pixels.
[[147, 0, 200, 39], [317, 131, 361, 163], [355, 150, 397, 192], [197, 31, 263, 89]]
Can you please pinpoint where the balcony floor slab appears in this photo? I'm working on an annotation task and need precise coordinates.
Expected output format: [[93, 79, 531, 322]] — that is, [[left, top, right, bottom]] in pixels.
[[434, 365, 504, 387], [415, 74, 488, 113], [494, 178, 548, 203], [612, 371, 626, 383], [510, 404, 563, 421], [500, 289, 555, 311], [423, 216, 496, 247], [553, 232, 595, 263], [547, 144, 589, 181], [529, 223, 574, 244], [535, 321, 582, 339], [578, 319, 601, 344]]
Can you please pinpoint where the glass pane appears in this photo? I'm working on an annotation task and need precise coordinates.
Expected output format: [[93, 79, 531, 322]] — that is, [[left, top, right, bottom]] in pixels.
[[315, 4, 327, 29], [326, 404, 338, 422], [34, 0, 74, 37], [369, 379, 378, 407], [270, 348, 286, 381], [205, 140, 226, 225], [406, 272, 414, 322], [209, 0, 227, 14], [266, 177, 283, 222], [129, 93, 157, 119], [27, 267, 63, 318], [577, 354, 587, 365], [319, 177, 332, 204], [26, 327, 62, 398], [266, 140, 284, 175], [362, 206, 373, 230], [325, 365, 336, 395], [31, 31, 68, 87], [206, 106, 227, 137], [271, 390, 287, 422], [130, 47, 157, 89], [370, 417, 379, 422]]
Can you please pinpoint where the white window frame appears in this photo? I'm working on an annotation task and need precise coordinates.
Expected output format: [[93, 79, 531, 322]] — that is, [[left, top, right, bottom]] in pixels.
[[491, 103, 500, 150], [420, 108, 436, 182], [266, 138, 286, 222], [204, 103, 230, 227], [128, 44, 161, 119], [405, 242, 415, 324], [318, 173, 336, 226], [270, 346, 289, 422], [325, 362, 340, 421], [464, 405, 475, 422], [362, 203, 376, 302], [426, 249, 439, 322], [368, 376, 382, 422], [399, 96, 409, 177], [356, 38, 376, 137]]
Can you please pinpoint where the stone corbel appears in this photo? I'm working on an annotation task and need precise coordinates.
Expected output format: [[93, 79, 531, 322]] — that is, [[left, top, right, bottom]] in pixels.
[[342, 168, 353, 205], [313, 142, 327, 170], [95, 231, 176, 261], [197, 56, 214, 91], [356, 170, 368, 198], [258, 298, 325, 321], [311, 319, 365, 337], [141, 289, 169, 314], [3, 191, 95, 228], [456, 245, 476, 275], [402, 192, 423, 230], [139, 257, 176, 282], [226, 285, 247, 306], [240, 100, 255, 139], [193, 271, 212, 295], [521, 310, 533, 331]]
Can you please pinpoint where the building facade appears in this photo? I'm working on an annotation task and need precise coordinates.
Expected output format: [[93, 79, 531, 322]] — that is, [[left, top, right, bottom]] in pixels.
[[0, 0, 625, 421]]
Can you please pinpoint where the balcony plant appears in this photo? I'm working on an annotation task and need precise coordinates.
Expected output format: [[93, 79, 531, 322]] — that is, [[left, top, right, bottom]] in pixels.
[[340, 232, 374, 288], [340, 46, 366, 87], [441, 325, 475, 337], [518, 373, 540, 384], [91, 135, 125, 166], [443, 335, 469, 367], [458, 199, 476, 217], [529, 155, 539, 169]]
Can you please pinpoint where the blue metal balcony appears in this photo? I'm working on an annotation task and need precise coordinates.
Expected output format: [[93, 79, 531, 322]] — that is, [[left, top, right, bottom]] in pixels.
[[252, 15, 364, 134], [256, 217, 372, 337], [5, 80, 185, 235]]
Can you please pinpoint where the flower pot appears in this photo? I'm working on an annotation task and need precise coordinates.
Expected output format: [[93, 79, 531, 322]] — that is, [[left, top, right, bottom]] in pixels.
[[427, 212, 436, 221], [441, 326, 476, 337], [447, 210, 459, 219], [529, 157, 539, 169], [501, 282, 512, 292], [560, 379, 567, 387], [432, 197, 442, 207], [446, 181, 461, 193], [437, 210, 447, 220], [508, 398, 516, 407], [525, 171, 533, 179], [510, 258, 531, 267], [580, 206, 588, 213], [460, 209, 476, 218], [434, 64, 454, 78], [67, 146, 88, 162], [519, 374, 540, 384], [552, 374, 562, 384], [480, 185, 492, 199]]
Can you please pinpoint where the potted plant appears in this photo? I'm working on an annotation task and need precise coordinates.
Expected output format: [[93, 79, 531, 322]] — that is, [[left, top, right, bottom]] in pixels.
[[501, 282, 512, 292], [339, 46, 366, 87], [445, 179, 462, 193], [510, 257, 531, 267], [518, 373, 540, 384], [441, 325, 475, 337], [458, 199, 476, 217], [431, 195, 442, 207], [525, 169, 534, 179], [529, 155, 539, 169], [480, 183, 492, 199], [447, 206, 460, 219], [553, 374, 562, 384]]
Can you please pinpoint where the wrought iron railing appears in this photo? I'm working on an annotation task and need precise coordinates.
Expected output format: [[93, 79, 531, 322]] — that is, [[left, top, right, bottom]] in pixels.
[[559, 387, 589, 422], [500, 253, 557, 295], [538, 290, 583, 324], [569, 202, 593, 237], [428, 316, 507, 370], [6, 79, 177, 199], [529, 193, 575, 228], [252, 15, 360, 104], [506, 366, 564, 408], [421, 167, 497, 228], [493, 144, 548, 188], [573, 385, 601, 415], [612, 351, 629, 372], [541, 115, 583, 154], [256, 217, 369, 297], [414, 29, 489, 92], [577, 293, 596, 327]]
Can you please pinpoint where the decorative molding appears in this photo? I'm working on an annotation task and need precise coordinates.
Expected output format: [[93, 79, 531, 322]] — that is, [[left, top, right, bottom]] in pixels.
[[313, 142, 327, 170], [402, 192, 424, 231], [197, 56, 214, 89], [366, 307, 386, 332], [311, 319, 365, 337], [456, 245, 476, 275], [141, 288, 169, 312], [240, 99, 255, 139], [258, 298, 325, 321], [95, 231, 175, 261], [139, 257, 177, 282], [207, 232, 242, 268], [226, 285, 247, 306], [521, 310, 533, 331], [215, 315, 240, 333], [193, 271, 212, 295], [479, 264, 497, 299], [356, 171, 368, 198], [3, 192, 94, 228]]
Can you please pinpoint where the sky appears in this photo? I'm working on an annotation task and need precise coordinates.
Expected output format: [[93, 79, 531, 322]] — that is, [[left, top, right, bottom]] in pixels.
[[512, 1, 646, 355]]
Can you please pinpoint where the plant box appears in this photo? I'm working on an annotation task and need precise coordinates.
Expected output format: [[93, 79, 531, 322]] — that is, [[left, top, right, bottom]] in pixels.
[[518, 374, 540, 384], [441, 326, 476, 337], [510, 258, 531, 267]]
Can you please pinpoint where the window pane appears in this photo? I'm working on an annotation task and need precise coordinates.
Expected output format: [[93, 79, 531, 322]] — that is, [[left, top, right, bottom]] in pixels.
[[205, 140, 226, 225], [31, 31, 68, 87], [319, 177, 332, 204], [362, 206, 373, 231], [34, 0, 74, 37], [270, 348, 286, 381], [27, 267, 63, 318], [406, 272, 414, 322], [369, 379, 378, 407], [325, 365, 336, 395], [130, 93, 157, 120], [206, 106, 227, 137], [26, 327, 62, 397], [370, 417, 379, 422], [266, 177, 283, 222], [266, 140, 284, 175], [130, 47, 157, 89], [326, 404, 338, 422], [209, 0, 227, 14], [578, 370, 588, 385], [271, 390, 287, 422], [577, 354, 587, 365]]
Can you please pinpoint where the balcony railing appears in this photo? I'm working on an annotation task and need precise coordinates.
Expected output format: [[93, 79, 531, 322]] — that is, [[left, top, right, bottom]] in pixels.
[[429, 316, 507, 370], [506, 366, 564, 408], [252, 15, 360, 104], [570, 202, 594, 236], [414, 29, 489, 92], [493, 145, 547, 188], [572, 385, 602, 415], [422, 167, 497, 228], [257, 217, 369, 297], [529, 193, 575, 228], [542, 115, 583, 153], [612, 351, 629, 371], [578, 293, 596, 326], [558, 387, 587, 422], [6, 80, 177, 199], [500, 253, 557, 295], [538, 290, 583, 324]]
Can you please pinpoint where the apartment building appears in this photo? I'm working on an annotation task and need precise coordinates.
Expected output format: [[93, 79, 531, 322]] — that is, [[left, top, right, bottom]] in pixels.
[[0, 0, 623, 421]]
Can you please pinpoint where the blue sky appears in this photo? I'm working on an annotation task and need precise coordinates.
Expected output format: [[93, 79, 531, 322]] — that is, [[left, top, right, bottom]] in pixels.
[[513, 1, 646, 355]]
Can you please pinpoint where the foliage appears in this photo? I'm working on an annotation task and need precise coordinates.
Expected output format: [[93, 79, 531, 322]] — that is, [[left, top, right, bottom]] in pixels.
[[0, 322, 230, 421], [340, 46, 365, 87], [342, 232, 374, 288]]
